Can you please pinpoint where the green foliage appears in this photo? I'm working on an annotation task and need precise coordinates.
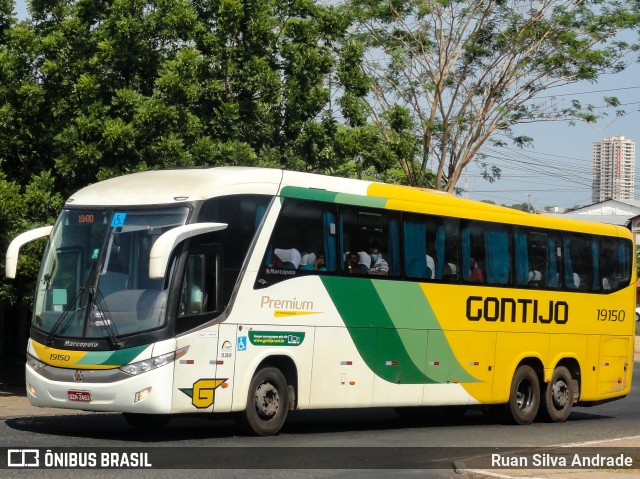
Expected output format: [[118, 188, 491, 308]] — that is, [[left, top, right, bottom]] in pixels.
[[507, 203, 534, 213], [0, 171, 63, 308], [0, 0, 381, 312], [0, 0, 375, 198]]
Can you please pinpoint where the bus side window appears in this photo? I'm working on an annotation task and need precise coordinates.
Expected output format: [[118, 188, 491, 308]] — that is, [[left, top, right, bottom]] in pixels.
[[600, 238, 632, 292], [180, 254, 206, 316], [563, 234, 598, 291], [340, 206, 400, 277], [462, 221, 511, 285], [178, 243, 222, 326], [256, 199, 337, 288], [515, 229, 547, 289], [403, 214, 456, 281], [403, 216, 429, 279]]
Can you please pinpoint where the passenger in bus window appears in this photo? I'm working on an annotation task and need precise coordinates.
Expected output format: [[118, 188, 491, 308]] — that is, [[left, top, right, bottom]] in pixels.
[[470, 257, 484, 282], [602, 263, 618, 290], [314, 254, 327, 271], [426, 253, 435, 279], [300, 251, 327, 271], [571, 272, 581, 289], [528, 259, 543, 287], [368, 246, 389, 276], [299, 252, 316, 270], [346, 252, 363, 274], [444, 262, 458, 280]]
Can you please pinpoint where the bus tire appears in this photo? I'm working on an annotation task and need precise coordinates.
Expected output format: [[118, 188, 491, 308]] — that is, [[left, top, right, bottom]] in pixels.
[[238, 366, 289, 436], [122, 413, 170, 430], [540, 366, 575, 423], [506, 365, 540, 425]]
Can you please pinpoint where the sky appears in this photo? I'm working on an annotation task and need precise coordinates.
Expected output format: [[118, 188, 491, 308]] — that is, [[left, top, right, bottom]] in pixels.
[[11, 1, 640, 210], [464, 64, 640, 210]]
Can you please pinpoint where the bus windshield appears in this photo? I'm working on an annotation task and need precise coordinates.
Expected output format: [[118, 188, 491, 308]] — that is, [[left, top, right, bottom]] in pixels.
[[33, 207, 189, 341]]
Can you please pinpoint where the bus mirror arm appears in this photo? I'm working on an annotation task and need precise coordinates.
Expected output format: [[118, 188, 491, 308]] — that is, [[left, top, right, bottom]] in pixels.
[[149, 222, 228, 279], [5, 226, 54, 279]]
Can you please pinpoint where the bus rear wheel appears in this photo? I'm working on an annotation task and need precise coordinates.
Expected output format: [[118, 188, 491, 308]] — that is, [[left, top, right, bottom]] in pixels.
[[540, 366, 575, 423], [238, 366, 289, 436], [505, 364, 540, 425]]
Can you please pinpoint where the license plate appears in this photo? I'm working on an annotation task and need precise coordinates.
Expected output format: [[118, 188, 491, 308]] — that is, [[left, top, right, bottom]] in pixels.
[[67, 390, 92, 402]]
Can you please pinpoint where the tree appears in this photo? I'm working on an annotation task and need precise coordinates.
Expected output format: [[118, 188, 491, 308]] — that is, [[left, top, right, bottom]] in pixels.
[[0, 0, 372, 324], [17, 0, 361, 196], [348, 0, 640, 190], [508, 202, 534, 213], [0, 171, 63, 306]]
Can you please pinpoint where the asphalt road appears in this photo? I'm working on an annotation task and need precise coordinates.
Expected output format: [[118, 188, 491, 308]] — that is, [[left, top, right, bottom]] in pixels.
[[0, 367, 639, 478]]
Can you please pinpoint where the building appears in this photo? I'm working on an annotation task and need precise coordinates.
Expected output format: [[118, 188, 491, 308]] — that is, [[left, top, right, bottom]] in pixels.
[[592, 136, 635, 203]]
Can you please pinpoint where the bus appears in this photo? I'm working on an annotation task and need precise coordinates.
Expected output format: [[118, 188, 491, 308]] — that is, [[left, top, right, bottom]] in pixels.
[[5, 167, 635, 435]]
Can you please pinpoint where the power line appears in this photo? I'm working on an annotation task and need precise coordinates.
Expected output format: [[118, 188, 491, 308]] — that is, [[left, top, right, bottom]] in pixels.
[[537, 85, 640, 99]]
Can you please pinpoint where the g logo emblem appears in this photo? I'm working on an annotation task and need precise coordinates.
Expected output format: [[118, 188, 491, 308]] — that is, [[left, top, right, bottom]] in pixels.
[[180, 378, 227, 409]]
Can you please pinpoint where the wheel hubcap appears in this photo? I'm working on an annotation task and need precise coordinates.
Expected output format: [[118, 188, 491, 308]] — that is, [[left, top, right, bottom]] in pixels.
[[551, 379, 569, 408], [516, 379, 533, 411], [255, 381, 279, 420]]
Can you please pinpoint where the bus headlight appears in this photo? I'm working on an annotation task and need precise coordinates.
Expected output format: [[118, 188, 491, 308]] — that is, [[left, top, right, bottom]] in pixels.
[[26, 353, 47, 371], [119, 346, 188, 376]]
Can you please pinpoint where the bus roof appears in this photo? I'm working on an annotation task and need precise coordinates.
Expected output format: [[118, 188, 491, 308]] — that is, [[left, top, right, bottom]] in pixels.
[[67, 167, 285, 206], [66, 167, 629, 238]]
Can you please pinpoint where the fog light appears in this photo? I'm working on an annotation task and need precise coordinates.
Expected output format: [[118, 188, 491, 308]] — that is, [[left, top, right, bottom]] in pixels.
[[134, 387, 152, 404], [27, 383, 37, 397]]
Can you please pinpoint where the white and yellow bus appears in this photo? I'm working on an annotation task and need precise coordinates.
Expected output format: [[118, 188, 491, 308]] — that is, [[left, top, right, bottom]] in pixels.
[[5, 167, 635, 435]]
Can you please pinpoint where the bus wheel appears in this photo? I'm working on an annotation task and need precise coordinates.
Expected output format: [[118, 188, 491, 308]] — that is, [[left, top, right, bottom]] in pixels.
[[506, 365, 540, 425], [239, 366, 289, 436], [540, 366, 575, 423], [122, 413, 170, 430]]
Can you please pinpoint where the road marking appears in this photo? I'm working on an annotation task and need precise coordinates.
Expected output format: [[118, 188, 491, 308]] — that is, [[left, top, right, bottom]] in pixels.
[[549, 434, 640, 448]]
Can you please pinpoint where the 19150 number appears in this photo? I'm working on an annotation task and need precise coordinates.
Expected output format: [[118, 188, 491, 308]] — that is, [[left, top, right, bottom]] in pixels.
[[597, 309, 625, 322]]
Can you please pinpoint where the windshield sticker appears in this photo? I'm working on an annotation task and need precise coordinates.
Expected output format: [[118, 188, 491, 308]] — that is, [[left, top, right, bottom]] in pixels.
[[111, 212, 127, 227], [249, 331, 305, 347]]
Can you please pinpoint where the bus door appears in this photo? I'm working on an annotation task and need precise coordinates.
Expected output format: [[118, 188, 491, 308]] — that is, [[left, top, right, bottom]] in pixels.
[[172, 243, 229, 413]]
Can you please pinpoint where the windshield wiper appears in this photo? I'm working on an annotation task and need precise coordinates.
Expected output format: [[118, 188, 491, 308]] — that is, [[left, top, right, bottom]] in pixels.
[[46, 259, 99, 346], [92, 290, 125, 349]]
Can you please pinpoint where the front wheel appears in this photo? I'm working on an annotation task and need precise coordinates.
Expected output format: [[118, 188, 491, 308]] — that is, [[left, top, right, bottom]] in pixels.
[[505, 364, 540, 425], [238, 366, 289, 436], [540, 366, 575, 423]]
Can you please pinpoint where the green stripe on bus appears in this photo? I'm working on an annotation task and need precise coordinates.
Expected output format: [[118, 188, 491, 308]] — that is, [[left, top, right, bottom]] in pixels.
[[321, 277, 479, 385], [371, 281, 477, 383], [280, 186, 388, 208], [321, 277, 434, 384], [280, 186, 339, 203], [75, 344, 148, 366]]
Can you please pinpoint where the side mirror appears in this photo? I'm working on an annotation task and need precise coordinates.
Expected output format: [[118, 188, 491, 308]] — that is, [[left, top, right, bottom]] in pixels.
[[149, 223, 227, 279], [5, 226, 53, 279]]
